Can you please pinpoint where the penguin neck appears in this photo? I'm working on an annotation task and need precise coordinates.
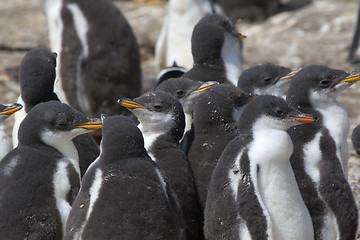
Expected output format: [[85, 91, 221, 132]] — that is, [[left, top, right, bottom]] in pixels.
[[138, 123, 168, 152], [221, 33, 242, 86], [184, 112, 193, 134]]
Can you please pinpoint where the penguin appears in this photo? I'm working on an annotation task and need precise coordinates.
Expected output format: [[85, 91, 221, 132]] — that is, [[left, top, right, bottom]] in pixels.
[[182, 13, 245, 85], [155, 61, 187, 87], [0, 103, 23, 160], [155, 77, 218, 153], [351, 124, 360, 155], [154, 0, 221, 72], [349, 0, 360, 60], [119, 91, 203, 239], [204, 95, 316, 240], [42, 0, 141, 118], [64, 115, 185, 240], [187, 84, 253, 209], [0, 101, 102, 240], [237, 63, 300, 97], [286, 65, 360, 240], [13, 48, 100, 177]]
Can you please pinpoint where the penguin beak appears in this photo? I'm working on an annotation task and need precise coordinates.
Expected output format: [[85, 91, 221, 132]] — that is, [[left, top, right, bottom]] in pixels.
[[0, 103, 23, 115], [279, 69, 300, 80], [245, 95, 256, 103], [339, 73, 360, 83], [74, 120, 102, 130], [117, 99, 147, 109], [288, 114, 317, 123], [236, 33, 247, 39], [231, 16, 243, 25], [191, 81, 219, 94]]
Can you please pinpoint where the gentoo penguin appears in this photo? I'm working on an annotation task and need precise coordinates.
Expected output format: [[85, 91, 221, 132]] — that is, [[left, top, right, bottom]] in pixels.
[[237, 63, 299, 97], [0, 103, 22, 160], [182, 14, 245, 85], [0, 101, 101, 240], [42, 0, 141, 117], [64, 115, 185, 240], [13, 48, 100, 177], [286, 65, 360, 240], [352, 124, 360, 155], [154, 0, 222, 72], [204, 95, 316, 240], [187, 84, 253, 209], [119, 92, 203, 239], [155, 61, 187, 87], [155, 77, 218, 153]]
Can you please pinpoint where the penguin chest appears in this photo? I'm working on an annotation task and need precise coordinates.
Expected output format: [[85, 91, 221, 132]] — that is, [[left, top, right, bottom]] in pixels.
[[221, 33, 242, 86]]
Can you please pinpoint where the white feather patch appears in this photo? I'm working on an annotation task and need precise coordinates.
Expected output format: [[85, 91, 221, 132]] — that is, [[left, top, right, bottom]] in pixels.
[[221, 33, 243, 86]]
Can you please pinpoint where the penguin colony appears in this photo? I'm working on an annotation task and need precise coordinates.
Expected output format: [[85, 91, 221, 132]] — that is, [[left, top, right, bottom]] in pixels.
[[0, 0, 359, 239]]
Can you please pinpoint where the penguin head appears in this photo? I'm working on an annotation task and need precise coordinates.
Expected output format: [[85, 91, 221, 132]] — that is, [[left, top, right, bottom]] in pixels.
[[239, 95, 317, 131], [0, 103, 23, 122], [191, 14, 245, 65], [118, 91, 185, 141], [156, 77, 218, 114], [287, 65, 360, 109], [238, 63, 299, 96], [18, 101, 101, 147], [155, 62, 187, 87], [100, 115, 148, 159], [19, 48, 59, 112]]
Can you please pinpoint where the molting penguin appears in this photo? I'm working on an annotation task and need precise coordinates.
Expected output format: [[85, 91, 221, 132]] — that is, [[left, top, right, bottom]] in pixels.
[[182, 13, 245, 85], [119, 92, 203, 239], [352, 124, 360, 155], [42, 0, 141, 117], [0, 103, 22, 160], [204, 95, 316, 240], [0, 101, 101, 240], [155, 77, 218, 153], [13, 48, 100, 177], [64, 115, 185, 240], [286, 65, 360, 240], [154, 0, 221, 72], [237, 63, 299, 97], [187, 84, 253, 209]]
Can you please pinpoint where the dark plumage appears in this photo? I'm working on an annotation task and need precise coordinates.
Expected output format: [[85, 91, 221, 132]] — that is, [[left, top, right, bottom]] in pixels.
[[352, 124, 360, 155]]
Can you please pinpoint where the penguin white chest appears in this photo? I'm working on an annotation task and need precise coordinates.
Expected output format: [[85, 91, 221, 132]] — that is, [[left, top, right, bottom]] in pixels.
[[221, 33, 243, 86]]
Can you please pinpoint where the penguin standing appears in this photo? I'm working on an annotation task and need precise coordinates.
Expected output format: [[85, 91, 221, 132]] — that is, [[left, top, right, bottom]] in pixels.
[[0, 101, 101, 239], [119, 91, 203, 239], [187, 84, 253, 209], [286, 65, 360, 240], [0, 103, 22, 160], [13, 48, 100, 177], [182, 13, 245, 85], [42, 0, 141, 117], [154, 0, 220, 72], [204, 95, 316, 240], [155, 77, 218, 153], [237, 63, 299, 97], [64, 115, 185, 240]]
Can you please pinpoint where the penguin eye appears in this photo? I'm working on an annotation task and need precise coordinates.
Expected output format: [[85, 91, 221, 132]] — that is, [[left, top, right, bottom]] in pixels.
[[153, 105, 162, 111], [264, 77, 272, 83], [275, 109, 284, 117], [320, 79, 331, 88], [57, 120, 68, 129], [176, 90, 184, 97]]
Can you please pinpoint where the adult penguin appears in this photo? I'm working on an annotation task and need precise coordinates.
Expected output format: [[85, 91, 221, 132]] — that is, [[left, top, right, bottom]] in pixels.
[[0, 101, 101, 239]]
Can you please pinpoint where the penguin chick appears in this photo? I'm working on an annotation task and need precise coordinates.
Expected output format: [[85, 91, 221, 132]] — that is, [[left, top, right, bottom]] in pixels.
[[187, 84, 253, 209], [64, 115, 185, 240], [351, 124, 360, 155], [204, 95, 316, 240], [0, 103, 22, 160], [119, 91, 203, 239], [286, 65, 360, 240], [13, 48, 100, 177], [237, 63, 300, 97], [183, 14, 245, 85], [0, 101, 101, 240]]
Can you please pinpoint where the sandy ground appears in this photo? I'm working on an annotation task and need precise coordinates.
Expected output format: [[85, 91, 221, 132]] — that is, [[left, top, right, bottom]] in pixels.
[[1, 0, 360, 237]]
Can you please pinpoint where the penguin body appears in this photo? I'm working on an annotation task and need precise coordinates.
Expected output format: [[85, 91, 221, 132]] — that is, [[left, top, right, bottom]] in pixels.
[[13, 48, 100, 177], [64, 115, 185, 240], [204, 95, 316, 240], [42, 0, 141, 117], [286, 65, 360, 240], [237, 63, 299, 97], [119, 92, 203, 239], [187, 84, 252, 209], [0, 101, 101, 239], [183, 13, 244, 85], [154, 0, 217, 71], [352, 124, 360, 155]]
